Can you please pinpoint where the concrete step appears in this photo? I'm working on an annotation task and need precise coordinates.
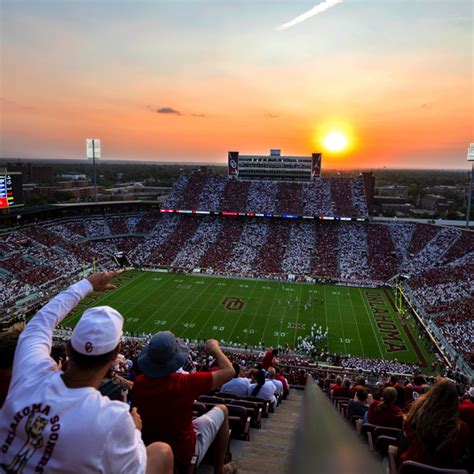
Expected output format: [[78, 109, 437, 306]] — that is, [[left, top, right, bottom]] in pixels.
[[237, 458, 289, 474], [232, 390, 304, 474]]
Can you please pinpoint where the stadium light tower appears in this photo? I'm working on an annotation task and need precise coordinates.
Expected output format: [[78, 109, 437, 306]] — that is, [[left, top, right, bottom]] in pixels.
[[466, 143, 474, 228], [86, 139, 101, 203]]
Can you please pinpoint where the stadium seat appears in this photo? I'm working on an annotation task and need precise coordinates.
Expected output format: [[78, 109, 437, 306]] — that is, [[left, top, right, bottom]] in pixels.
[[374, 426, 401, 443], [229, 400, 263, 428], [197, 395, 226, 405], [360, 423, 377, 450], [398, 461, 469, 474], [243, 396, 271, 417], [374, 435, 398, 456], [192, 401, 207, 417], [350, 414, 363, 427], [226, 405, 251, 441], [215, 392, 240, 400]]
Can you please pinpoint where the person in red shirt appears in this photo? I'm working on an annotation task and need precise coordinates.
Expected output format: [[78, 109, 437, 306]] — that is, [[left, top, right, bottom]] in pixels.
[[329, 375, 342, 391], [332, 378, 355, 399], [262, 348, 278, 370], [459, 386, 474, 471], [131, 333, 237, 474], [0, 323, 23, 408], [367, 386, 403, 429], [274, 366, 289, 397], [401, 378, 470, 470]]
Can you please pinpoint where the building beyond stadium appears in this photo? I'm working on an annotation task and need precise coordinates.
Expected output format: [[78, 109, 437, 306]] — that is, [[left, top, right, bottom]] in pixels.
[[228, 149, 322, 182]]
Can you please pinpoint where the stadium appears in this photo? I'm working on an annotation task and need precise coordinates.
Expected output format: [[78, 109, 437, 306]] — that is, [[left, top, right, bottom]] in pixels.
[[1, 150, 473, 473], [1, 0, 473, 471]]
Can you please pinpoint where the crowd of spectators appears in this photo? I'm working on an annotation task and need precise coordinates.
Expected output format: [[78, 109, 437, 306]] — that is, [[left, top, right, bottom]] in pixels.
[[403, 227, 461, 275], [199, 220, 246, 273], [246, 181, 277, 214], [143, 217, 201, 267], [0, 189, 472, 372], [340, 356, 419, 375], [49, 222, 86, 242], [130, 214, 180, 265], [2, 269, 473, 471], [311, 222, 340, 278], [162, 174, 190, 209], [434, 298, 474, 367], [172, 218, 223, 269], [441, 230, 474, 265], [351, 178, 369, 216], [85, 219, 111, 238], [331, 178, 357, 217], [161, 171, 369, 218], [276, 182, 303, 215], [338, 223, 370, 282], [387, 223, 413, 263], [252, 221, 290, 275], [303, 179, 334, 216], [281, 221, 314, 275], [226, 220, 269, 273], [199, 173, 226, 211], [407, 224, 441, 255], [367, 223, 400, 282], [176, 172, 209, 210]]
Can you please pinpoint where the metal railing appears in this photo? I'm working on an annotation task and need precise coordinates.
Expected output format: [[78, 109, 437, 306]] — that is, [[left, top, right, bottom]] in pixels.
[[289, 376, 384, 474]]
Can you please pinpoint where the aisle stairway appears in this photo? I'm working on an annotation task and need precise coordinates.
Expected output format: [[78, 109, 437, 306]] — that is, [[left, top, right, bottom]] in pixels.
[[234, 389, 304, 474]]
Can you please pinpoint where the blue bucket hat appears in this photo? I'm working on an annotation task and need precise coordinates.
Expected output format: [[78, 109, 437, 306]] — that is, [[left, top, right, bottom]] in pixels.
[[137, 331, 189, 377]]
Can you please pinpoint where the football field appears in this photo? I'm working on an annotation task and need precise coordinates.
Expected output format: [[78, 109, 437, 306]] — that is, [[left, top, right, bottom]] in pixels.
[[63, 271, 432, 366]]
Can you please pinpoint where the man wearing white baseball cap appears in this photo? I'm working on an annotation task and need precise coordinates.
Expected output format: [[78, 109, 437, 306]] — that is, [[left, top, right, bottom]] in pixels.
[[0, 271, 173, 474]]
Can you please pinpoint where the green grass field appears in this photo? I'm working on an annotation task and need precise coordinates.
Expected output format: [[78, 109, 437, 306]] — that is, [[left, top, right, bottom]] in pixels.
[[63, 271, 433, 366]]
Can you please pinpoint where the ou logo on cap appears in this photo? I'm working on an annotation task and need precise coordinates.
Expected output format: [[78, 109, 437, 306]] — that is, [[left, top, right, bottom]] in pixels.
[[85, 342, 94, 353]]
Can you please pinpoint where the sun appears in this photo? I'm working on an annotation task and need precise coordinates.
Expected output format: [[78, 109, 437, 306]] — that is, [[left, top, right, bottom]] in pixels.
[[323, 131, 348, 152]]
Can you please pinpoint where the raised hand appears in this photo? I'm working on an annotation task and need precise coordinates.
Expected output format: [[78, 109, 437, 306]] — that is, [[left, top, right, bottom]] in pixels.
[[87, 270, 125, 292]]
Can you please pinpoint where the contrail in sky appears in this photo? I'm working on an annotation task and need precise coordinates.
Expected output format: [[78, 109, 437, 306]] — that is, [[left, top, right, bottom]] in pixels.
[[276, 0, 344, 31]]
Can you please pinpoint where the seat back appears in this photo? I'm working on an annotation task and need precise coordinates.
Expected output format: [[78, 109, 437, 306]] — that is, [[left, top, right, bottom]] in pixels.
[[374, 426, 401, 442], [227, 404, 251, 440], [230, 400, 258, 416], [215, 392, 240, 400], [244, 396, 269, 415], [399, 461, 469, 474], [197, 395, 225, 405], [361, 423, 377, 450], [192, 401, 207, 416]]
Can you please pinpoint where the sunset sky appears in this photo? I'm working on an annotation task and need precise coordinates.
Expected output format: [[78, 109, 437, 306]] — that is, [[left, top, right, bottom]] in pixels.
[[1, 0, 472, 169]]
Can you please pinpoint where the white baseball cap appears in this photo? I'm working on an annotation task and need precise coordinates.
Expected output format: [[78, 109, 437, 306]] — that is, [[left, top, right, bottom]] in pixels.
[[468, 387, 474, 398], [71, 306, 123, 356]]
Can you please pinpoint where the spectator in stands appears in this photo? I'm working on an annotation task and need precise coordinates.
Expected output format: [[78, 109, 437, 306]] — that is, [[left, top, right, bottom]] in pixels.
[[348, 388, 369, 418], [131, 333, 237, 474], [461, 386, 474, 406], [332, 378, 354, 399], [262, 348, 278, 370], [459, 386, 474, 470], [0, 270, 173, 474], [248, 369, 277, 406], [0, 323, 23, 408], [99, 368, 134, 402], [329, 375, 343, 393], [220, 362, 250, 397], [367, 387, 403, 429], [401, 378, 469, 469], [266, 367, 283, 397], [274, 366, 290, 398]]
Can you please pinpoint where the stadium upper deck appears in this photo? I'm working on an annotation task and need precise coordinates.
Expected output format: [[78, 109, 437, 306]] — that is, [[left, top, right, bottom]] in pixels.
[[161, 171, 369, 219]]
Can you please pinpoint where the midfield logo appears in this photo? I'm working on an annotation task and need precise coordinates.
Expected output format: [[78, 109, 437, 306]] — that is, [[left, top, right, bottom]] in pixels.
[[221, 297, 245, 311]]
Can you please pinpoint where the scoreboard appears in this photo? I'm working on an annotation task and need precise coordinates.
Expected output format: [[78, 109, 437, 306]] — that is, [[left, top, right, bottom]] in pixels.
[[0, 172, 24, 209]]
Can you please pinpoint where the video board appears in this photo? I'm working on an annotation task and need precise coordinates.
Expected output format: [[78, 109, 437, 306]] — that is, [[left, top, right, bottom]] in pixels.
[[0, 172, 24, 208]]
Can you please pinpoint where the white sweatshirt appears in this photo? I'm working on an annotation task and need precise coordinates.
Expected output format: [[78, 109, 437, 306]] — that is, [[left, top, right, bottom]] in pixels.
[[0, 279, 146, 473]]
